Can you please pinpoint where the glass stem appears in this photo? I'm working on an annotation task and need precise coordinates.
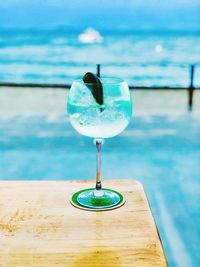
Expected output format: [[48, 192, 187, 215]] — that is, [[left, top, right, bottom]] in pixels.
[[95, 139, 103, 191]]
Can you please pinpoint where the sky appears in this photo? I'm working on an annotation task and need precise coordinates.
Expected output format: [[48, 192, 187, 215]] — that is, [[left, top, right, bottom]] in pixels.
[[0, 0, 200, 31]]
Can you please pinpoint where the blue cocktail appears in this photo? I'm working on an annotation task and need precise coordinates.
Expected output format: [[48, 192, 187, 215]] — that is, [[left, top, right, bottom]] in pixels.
[[67, 74, 132, 210]]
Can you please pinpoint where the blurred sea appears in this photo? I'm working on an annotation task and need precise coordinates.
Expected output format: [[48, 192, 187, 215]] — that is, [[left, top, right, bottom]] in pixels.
[[0, 29, 200, 87]]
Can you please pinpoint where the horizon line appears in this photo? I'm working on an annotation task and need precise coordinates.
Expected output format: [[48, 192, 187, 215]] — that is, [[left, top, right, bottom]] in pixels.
[[0, 26, 200, 35]]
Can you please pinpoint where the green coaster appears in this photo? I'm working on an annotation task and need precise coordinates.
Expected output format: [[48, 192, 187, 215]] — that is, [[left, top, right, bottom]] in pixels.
[[70, 188, 126, 211]]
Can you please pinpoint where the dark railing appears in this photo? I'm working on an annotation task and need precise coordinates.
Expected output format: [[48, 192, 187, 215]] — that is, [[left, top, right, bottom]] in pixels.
[[0, 63, 199, 111], [188, 64, 195, 111]]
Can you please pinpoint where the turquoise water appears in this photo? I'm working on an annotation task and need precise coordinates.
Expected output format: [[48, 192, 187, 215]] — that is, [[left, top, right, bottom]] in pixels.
[[0, 29, 200, 87], [0, 112, 199, 267]]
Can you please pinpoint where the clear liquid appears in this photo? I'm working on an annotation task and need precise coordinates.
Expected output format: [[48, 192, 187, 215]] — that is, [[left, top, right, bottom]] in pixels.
[[67, 98, 132, 138]]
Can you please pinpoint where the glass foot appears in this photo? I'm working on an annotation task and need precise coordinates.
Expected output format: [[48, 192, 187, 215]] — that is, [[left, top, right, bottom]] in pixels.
[[70, 188, 125, 211]]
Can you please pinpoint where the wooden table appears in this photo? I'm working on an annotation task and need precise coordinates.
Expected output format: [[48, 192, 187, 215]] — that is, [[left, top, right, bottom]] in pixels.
[[0, 180, 168, 266]]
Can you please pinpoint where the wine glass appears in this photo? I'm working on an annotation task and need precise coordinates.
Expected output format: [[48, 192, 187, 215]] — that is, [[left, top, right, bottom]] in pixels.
[[67, 74, 132, 210]]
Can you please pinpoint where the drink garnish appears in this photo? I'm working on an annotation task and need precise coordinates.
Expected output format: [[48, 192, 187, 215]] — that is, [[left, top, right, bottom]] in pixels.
[[83, 72, 104, 106]]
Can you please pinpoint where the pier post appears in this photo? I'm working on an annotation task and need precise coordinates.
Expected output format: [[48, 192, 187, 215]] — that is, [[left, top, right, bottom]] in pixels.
[[97, 64, 101, 77], [188, 64, 195, 111]]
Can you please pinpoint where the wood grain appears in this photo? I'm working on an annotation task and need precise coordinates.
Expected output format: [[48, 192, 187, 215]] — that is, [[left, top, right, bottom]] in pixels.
[[0, 180, 168, 266]]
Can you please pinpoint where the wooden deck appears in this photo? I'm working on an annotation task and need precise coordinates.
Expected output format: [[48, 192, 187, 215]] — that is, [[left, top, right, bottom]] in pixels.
[[0, 180, 168, 266]]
